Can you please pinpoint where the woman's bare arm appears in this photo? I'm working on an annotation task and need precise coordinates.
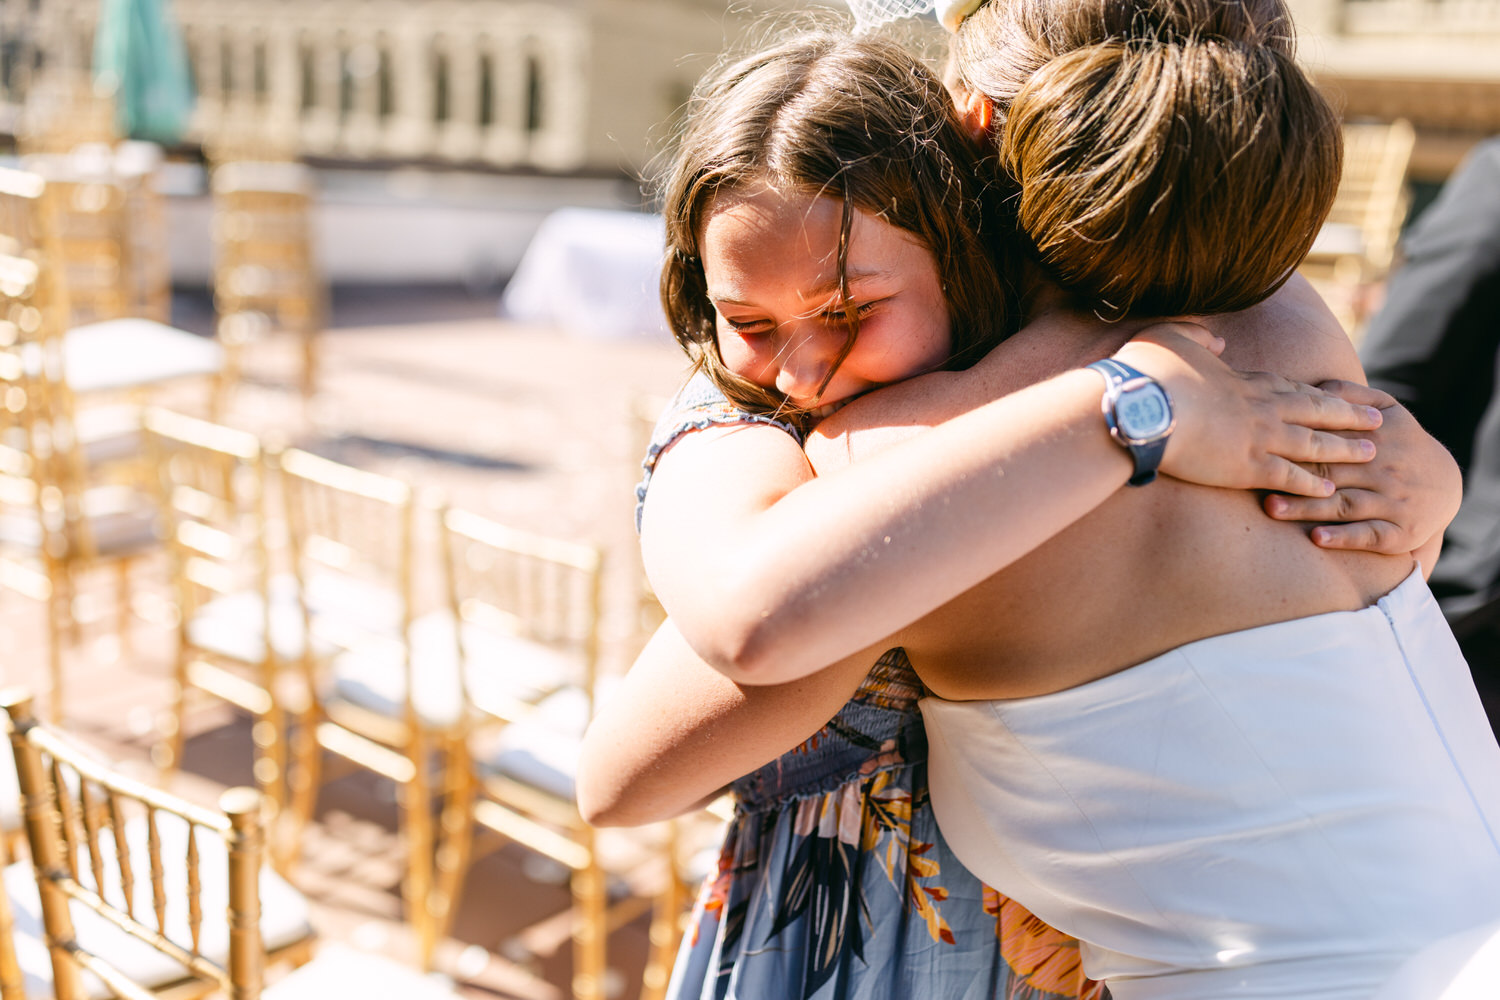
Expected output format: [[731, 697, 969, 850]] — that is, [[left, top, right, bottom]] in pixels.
[[576, 620, 877, 826]]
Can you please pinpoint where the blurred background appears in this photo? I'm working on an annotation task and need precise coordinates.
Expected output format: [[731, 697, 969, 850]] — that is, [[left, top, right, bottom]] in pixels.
[[0, 1, 1494, 999], [3, 0, 1496, 330]]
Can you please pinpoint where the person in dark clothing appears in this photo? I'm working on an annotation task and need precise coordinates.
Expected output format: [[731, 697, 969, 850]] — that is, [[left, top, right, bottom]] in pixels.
[[1361, 136, 1500, 733]]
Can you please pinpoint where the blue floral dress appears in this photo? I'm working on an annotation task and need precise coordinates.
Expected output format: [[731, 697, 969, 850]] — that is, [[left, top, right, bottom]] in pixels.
[[637, 376, 1101, 1000]]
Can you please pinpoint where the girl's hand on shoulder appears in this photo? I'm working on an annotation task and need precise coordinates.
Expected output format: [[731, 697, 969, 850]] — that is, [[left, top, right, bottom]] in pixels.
[[1264, 381, 1462, 560], [1114, 323, 1383, 497]]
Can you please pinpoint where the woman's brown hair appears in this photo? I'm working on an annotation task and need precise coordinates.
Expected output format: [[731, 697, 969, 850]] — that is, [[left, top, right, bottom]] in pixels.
[[951, 0, 1342, 318], [657, 30, 1017, 419]]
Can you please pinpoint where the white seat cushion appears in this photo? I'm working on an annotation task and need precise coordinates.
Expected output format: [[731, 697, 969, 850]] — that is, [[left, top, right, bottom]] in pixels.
[[212, 161, 314, 196], [0, 485, 158, 557], [265, 943, 459, 999], [75, 403, 145, 468], [301, 571, 406, 641], [63, 318, 224, 394], [79, 486, 161, 555], [186, 574, 317, 664], [474, 685, 595, 801], [326, 610, 581, 730], [5, 812, 313, 998]]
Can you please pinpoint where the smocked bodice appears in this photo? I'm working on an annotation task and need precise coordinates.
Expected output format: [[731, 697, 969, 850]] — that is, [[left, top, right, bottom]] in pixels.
[[731, 648, 927, 810]]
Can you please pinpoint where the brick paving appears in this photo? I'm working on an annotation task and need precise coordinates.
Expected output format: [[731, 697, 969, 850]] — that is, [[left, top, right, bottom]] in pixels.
[[3, 289, 695, 999]]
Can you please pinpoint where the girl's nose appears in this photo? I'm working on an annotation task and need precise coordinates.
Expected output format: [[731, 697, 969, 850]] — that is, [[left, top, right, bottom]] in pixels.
[[774, 323, 842, 405]]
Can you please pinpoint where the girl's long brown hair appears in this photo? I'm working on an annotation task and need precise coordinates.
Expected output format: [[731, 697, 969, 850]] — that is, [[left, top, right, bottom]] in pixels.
[[657, 30, 1019, 419]]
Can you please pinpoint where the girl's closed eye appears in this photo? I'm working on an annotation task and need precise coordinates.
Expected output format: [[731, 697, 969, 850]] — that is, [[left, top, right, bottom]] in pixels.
[[720, 313, 775, 337], [814, 297, 884, 326]]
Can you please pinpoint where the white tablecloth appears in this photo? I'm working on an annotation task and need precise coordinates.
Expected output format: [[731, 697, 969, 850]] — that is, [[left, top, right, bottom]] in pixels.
[[500, 207, 671, 342]]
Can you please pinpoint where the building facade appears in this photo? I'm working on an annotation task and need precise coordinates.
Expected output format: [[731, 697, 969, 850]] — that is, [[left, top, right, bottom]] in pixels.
[[2, 0, 1495, 181], [1, 0, 761, 174]]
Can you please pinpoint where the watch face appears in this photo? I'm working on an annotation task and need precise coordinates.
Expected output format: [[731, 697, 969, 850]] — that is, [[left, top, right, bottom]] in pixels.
[[1116, 384, 1173, 440]]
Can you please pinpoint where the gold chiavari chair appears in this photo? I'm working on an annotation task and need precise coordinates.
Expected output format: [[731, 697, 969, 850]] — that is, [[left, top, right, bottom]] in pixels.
[[628, 393, 671, 658], [0, 166, 145, 479], [275, 448, 463, 965], [1300, 118, 1418, 336], [201, 124, 301, 174], [211, 163, 322, 404], [142, 409, 307, 863], [4, 158, 224, 412], [439, 505, 680, 1000], [636, 803, 734, 1000], [33, 142, 174, 326], [0, 691, 317, 999], [0, 253, 160, 721], [2, 692, 466, 999]]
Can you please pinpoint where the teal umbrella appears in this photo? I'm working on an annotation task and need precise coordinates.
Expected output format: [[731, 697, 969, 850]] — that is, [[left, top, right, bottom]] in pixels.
[[92, 0, 196, 144]]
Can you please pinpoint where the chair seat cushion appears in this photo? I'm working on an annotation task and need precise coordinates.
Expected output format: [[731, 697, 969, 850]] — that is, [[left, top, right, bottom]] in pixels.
[[474, 685, 595, 801], [0, 404, 141, 468], [265, 943, 459, 999], [63, 318, 224, 394], [325, 610, 581, 730], [212, 161, 314, 196], [186, 574, 318, 664], [0, 485, 158, 557], [5, 812, 313, 999], [75, 403, 145, 468], [301, 570, 406, 644]]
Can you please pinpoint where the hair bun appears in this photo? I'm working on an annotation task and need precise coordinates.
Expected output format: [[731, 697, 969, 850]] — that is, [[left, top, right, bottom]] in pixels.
[[1000, 37, 1338, 316]]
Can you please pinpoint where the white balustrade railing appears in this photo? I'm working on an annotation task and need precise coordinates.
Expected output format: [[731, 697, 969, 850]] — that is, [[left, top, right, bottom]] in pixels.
[[2, 0, 592, 171], [8, 0, 1492, 170]]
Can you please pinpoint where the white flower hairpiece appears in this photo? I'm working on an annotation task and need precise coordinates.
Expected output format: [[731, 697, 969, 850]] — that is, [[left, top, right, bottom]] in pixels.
[[934, 0, 985, 31], [843, 0, 984, 34]]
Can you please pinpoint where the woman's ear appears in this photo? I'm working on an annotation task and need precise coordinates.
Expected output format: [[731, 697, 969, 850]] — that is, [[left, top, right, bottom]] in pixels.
[[955, 88, 996, 147]]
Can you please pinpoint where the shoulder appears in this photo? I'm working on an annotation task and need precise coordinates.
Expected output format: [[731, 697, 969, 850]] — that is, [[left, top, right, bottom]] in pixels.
[[634, 373, 804, 531], [648, 373, 803, 449], [1209, 275, 1365, 382]]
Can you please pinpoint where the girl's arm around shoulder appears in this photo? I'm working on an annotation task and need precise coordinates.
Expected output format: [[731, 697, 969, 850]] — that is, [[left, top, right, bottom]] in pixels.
[[575, 619, 877, 827], [646, 316, 1384, 687], [1266, 387, 1461, 576], [1225, 277, 1462, 570]]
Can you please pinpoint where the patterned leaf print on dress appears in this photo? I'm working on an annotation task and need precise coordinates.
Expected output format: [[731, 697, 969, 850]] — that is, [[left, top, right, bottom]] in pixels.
[[986, 886, 1106, 1000], [768, 822, 869, 997]]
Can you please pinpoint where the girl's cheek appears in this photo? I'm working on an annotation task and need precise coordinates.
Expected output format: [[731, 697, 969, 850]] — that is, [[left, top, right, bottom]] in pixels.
[[716, 335, 762, 382]]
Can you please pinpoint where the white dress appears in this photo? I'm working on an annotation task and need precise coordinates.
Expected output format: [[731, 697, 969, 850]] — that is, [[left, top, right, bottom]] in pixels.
[[921, 568, 1500, 1000]]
